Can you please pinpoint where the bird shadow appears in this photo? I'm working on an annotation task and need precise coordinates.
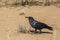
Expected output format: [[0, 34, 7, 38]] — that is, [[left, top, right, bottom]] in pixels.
[[30, 30, 53, 34]]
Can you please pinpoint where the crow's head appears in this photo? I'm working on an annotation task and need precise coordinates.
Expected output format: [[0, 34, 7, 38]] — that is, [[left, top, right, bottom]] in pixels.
[[25, 16, 34, 20]]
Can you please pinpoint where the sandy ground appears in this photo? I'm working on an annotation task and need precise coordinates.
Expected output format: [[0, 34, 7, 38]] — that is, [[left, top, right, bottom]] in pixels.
[[0, 5, 60, 40]]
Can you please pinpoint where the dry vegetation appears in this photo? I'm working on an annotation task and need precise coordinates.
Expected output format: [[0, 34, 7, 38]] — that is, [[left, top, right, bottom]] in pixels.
[[0, 0, 60, 7]]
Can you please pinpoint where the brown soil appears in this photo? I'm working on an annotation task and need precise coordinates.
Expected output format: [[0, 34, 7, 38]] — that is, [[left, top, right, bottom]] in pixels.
[[0, 5, 60, 40]]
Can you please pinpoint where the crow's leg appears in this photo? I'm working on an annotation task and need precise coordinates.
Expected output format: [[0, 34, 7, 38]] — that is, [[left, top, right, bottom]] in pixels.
[[39, 29, 41, 33], [34, 28, 37, 33]]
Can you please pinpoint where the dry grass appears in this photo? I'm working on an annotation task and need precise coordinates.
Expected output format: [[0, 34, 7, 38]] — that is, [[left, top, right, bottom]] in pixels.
[[0, 0, 60, 7], [18, 24, 28, 33]]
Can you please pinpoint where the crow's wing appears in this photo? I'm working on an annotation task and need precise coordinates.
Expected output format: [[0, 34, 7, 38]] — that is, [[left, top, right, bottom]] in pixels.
[[33, 21, 48, 28], [30, 20, 41, 28], [30, 21, 38, 27]]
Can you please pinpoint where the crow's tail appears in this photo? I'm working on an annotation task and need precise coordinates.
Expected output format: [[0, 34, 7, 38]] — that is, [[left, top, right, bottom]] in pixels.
[[46, 26, 53, 30]]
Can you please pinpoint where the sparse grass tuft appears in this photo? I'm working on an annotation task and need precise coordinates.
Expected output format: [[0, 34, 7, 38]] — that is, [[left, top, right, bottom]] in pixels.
[[53, 1, 60, 8], [18, 24, 28, 33]]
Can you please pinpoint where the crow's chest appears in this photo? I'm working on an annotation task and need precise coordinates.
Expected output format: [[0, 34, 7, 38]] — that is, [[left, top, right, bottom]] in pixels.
[[30, 21, 37, 27]]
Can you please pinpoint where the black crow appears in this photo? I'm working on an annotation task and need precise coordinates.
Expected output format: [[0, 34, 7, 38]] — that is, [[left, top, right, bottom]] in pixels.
[[25, 16, 53, 33]]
